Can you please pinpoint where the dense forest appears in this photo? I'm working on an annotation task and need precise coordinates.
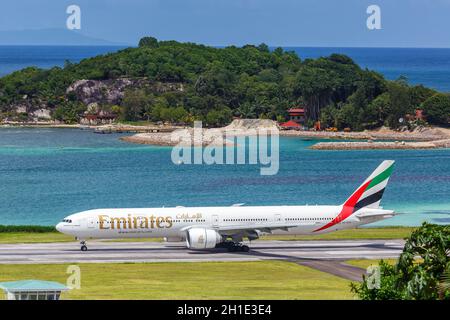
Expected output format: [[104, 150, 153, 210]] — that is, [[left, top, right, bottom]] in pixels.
[[0, 36, 449, 129]]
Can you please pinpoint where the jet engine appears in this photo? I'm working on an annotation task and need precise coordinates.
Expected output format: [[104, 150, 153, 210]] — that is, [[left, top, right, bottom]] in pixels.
[[163, 236, 185, 242], [186, 228, 222, 249]]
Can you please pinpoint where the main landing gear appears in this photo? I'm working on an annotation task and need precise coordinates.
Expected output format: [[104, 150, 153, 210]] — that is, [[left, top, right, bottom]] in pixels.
[[80, 240, 88, 252], [216, 241, 250, 253]]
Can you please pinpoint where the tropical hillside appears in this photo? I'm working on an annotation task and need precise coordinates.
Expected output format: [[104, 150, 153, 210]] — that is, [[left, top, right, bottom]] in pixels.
[[0, 36, 449, 129]]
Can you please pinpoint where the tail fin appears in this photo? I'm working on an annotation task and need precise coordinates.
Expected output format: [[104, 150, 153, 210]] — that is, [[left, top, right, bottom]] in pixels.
[[344, 160, 395, 211], [314, 160, 395, 232]]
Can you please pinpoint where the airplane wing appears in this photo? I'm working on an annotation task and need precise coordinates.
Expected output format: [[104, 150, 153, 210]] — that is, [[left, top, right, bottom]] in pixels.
[[217, 221, 319, 239], [219, 222, 317, 231]]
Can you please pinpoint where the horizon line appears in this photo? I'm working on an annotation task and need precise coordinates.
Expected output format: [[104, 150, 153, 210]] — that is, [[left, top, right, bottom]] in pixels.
[[0, 44, 449, 49]]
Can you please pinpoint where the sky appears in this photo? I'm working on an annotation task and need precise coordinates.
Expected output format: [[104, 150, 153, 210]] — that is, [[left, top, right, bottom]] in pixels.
[[0, 0, 448, 47]]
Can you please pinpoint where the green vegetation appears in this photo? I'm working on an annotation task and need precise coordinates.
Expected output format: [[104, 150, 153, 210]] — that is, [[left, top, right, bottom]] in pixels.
[[0, 226, 413, 244], [421, 93, 450, 125], [0, 232, 73, 244], [0, 225, 56, 233], [1, 37, 448, 128], [0, 261, 353, 300], [345, 259, 398, 269], [0, 225, 70, 243], [350, 223, 450, 300]]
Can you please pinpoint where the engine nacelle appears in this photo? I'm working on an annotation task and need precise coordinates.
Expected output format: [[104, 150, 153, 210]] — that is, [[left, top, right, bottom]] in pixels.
[[163, 236, 185, 243], [186, 228, 222, 249]]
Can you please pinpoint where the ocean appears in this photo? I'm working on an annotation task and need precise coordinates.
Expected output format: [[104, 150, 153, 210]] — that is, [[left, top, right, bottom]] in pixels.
[[0, 128, 449, 226], [0, 45, 126, 77], [0, 46, 450, 92], [0, 46, 449, 226]]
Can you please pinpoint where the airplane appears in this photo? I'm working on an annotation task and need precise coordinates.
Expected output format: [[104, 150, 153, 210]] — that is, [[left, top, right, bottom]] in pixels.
[[56, 160, 396, 252]]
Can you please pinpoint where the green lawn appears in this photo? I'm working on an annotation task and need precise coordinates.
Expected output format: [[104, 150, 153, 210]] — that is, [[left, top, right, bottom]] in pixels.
[[0, 261, 354, 300], [0, 232, 163, 244], [0, 227, 413, 244], [345, 259, 398, 269], [0, 232, 73, 244]]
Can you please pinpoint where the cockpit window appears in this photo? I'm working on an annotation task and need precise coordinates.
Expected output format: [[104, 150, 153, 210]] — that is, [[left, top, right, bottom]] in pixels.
[[62, 219, 72, 223]]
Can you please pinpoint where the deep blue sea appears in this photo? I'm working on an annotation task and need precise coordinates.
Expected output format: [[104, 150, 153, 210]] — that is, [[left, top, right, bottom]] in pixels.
[[0, 46, 450, 92], [0, 45, 126, 77], [0, 128, 449, 226]]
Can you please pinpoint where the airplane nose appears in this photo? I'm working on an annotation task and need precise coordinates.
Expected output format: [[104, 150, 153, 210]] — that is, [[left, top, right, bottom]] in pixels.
[[56, 223, 64, 233]]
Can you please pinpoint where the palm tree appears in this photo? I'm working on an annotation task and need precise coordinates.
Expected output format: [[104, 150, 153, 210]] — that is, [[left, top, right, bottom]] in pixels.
[[438, 269, 450, 299], [236, 102, 257, 119]]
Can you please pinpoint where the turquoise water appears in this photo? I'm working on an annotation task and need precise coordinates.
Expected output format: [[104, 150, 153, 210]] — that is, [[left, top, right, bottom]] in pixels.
[[0, 128, 449, 226]]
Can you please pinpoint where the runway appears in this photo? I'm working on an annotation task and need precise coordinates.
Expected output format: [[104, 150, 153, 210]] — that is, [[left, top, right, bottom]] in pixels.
[[0, 239, 404, 265]]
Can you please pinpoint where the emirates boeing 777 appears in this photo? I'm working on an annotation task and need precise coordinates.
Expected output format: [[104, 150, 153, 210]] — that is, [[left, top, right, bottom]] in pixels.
[[56, 160, 396, 252]]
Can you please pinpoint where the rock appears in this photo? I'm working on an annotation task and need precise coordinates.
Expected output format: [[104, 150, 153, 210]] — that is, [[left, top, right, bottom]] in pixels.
[[14, 105, 27, 113], [224, 119, 279, 130], [121, 119, 278, 147], [310, 140, 441, 150], [66, 78, 185, 105], [30, 108, 51, 120]]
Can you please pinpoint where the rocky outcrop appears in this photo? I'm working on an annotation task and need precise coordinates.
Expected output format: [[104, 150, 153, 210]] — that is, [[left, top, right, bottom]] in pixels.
[[310, 139, 450, 150], [224, 119, 279, 130], [280, 129, 445, 141], [3, 104, 52, 122], [66, 78, 185, 105], [30, 108, 51, 120], [121, 119, 280, 146]]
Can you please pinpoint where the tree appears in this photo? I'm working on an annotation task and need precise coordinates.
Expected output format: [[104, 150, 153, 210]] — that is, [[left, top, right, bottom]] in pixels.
[[122, 89, 150, 121], [340, 103, 360, 130], [206, 107, 232, 127], [319, 105, 343, 129], [367, 92, 390, 126], [421, 93, 450, 126], [172, 106, 188, 123], [159, 106, 188, 123], [294, 66, 337, 121], [257, 43, 269, 53], [149, 97, 169, 121], [439, 269, 450, 299], [410, 85, 436, 109], [351, 223, 450, 300], [236, 102, 257, 118], [138, 36, 158, 48], [52, 101, 86, 123], [385, 81, 412, 128]]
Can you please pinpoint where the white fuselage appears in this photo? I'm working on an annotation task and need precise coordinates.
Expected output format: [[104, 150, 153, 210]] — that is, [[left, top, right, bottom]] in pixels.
[[56, 205, 394, 241]]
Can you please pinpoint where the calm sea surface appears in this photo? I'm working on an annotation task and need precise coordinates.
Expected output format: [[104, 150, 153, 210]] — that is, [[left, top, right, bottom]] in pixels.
[[0, 128, 449, 226], [0, 46, 450, 92], [0, 46, 449, 226]]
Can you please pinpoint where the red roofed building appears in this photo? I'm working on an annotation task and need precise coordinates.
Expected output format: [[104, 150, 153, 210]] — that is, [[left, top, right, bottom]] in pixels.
[[288, 108, 305, 124], [280, 120, 302, 129]]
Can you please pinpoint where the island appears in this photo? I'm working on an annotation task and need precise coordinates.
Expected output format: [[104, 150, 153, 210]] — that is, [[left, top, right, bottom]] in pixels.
[[0, 36, 449, 150]]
